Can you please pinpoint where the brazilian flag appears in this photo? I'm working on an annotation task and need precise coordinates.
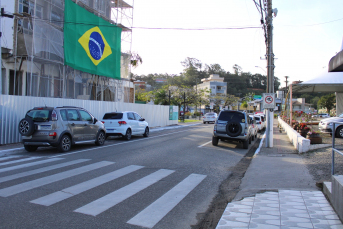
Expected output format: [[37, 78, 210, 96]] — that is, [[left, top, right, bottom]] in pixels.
[[64, 0, 122, 79]]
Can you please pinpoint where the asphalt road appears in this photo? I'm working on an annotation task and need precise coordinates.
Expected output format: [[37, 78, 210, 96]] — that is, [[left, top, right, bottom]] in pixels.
[[0, 124, 252, 229]]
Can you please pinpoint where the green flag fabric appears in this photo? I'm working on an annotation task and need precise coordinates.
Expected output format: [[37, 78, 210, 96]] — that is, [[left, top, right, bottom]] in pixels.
[[64, 0, 122, 79]]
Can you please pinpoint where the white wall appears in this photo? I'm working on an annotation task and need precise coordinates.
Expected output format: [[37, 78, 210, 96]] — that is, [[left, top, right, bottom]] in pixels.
[[0, 95, 178, 144]]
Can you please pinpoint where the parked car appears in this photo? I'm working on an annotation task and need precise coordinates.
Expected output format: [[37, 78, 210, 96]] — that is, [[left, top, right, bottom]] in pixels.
[[212, 110, 252, 149], [249, 115, 258, 140], [101, 111, 149, 140], [254, 114, 265, 132], [203, 112, 218, 124], [18, 106, 106, 152], [318, 113, 343, 138], [313, 113, 330, 118]]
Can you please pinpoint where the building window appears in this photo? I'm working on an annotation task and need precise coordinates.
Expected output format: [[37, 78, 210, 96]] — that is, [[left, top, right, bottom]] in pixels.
[[51, 8, 63, 27]]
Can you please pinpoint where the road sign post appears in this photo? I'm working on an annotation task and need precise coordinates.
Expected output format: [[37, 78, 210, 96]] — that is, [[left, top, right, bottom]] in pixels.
[[263, 93, 275, 148]]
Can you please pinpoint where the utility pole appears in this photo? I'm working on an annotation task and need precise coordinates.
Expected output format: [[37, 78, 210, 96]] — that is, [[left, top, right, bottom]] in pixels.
[[265, 0, 275, 148]]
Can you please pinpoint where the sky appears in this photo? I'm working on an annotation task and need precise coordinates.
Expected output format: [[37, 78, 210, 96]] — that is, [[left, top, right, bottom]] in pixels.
[[130, 0, 343, 88]]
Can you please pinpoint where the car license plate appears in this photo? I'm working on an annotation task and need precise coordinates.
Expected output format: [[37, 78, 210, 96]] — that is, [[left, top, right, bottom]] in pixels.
[[38, 125, 52, 130]]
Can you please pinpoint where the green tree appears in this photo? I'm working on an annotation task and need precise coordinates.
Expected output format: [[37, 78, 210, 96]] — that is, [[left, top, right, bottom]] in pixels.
[[318, 93, 336, 113], [310, 96, 320, 110], [242, 101, 248, 110]]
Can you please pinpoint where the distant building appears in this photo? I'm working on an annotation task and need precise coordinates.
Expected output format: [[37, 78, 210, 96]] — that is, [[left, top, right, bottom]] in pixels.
[[155, 78, 167, 83], [197, 74, 227, 96]]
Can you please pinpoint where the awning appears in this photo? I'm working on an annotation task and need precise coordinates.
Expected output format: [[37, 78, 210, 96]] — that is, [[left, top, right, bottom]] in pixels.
[[329, 49, 343, 72], [292, 72, 343, 93]]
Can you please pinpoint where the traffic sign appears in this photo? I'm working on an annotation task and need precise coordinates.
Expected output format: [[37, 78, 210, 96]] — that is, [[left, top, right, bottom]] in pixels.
[[262, 93, 275, 109]]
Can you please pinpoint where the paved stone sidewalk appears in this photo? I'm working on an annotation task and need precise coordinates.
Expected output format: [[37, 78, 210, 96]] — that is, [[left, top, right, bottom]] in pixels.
[[216, 190, 343, 229]]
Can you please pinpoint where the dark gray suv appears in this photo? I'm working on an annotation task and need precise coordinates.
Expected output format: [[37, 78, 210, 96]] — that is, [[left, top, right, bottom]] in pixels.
[[18, 106, 106, 152], [212, 110, 252, 149]]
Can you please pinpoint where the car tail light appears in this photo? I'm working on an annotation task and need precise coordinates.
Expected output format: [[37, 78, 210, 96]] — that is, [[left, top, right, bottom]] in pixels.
[[101, 121, 105, 124], [51, 110, 58, 121], [118, 121, 127, 125], [49, 132, 57, 136], [203, 116, 205, 118]]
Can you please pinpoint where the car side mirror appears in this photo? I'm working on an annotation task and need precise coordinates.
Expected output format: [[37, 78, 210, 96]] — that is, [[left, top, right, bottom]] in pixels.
[[94, 118, 98, 124], [139, 118, 145, 121]]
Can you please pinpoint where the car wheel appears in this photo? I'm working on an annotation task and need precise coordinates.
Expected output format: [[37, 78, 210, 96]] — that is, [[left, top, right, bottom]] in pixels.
[[123, 129, 132, 140], [95, 131, 105, 146], [255, 134, 257, 139], [336, 126, 343, 138], [249, 136, 252, 144], [18, 118, 35, 136], [203, 122, 205, 124], [24, 145, 38, 152], [143, 127, 149, 137], [226, 121, 242, 137], [57, 135, 71, 152], [212, 136, 219, 146], [243, 140, 249, 149], [251, 134, 255, 141]]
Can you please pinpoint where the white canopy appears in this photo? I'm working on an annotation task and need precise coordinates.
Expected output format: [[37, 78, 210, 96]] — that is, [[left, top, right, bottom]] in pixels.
[[292, 72, 343, 93]]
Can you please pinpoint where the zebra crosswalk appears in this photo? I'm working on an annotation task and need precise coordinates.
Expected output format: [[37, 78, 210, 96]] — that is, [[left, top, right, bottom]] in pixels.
[[0, 156, 207, 228]]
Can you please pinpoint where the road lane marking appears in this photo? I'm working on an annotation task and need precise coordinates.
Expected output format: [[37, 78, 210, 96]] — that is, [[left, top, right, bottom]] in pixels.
[[198, 141, 212, 148], [0, 161, 113, 197], [0, 159, 90, 183], [30, 165, 144, 206], [0, 157, 41, 166], [0, 158, 64, 173], [127, 173, 207, 228], [0, 156, 22, 161], [74, 169, 175, 216]]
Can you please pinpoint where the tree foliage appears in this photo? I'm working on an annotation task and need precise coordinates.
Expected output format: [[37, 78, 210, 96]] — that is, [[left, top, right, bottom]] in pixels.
[[133, 57, 283, 107], [318, 93, 336, 113]]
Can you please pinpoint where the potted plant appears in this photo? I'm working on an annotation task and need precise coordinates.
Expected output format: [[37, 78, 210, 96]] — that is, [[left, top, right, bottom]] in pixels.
[[299, 126, 310, 137], [306, 131, 322, 144]]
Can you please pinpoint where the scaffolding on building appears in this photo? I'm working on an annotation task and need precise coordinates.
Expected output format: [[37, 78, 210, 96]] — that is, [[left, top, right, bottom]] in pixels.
[[8, 0, 134, 103]]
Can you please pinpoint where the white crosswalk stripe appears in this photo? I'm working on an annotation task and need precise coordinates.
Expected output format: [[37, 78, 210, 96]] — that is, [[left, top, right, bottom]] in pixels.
[[30, 165, 144, 206], [0, 161, 114, 197], [0, 157, 207, 227], [0, 159, 90, 183], [0, 158, 64, 173], [0, 157, 41, 166], [127, 173, 207, 228], [74, 169, 175, 216], [0, 156, 22, 162]]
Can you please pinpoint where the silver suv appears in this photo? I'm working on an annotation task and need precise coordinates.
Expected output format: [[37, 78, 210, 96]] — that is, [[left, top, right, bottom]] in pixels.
[[18, 106, 106, 152], [212, 110, 252, 149]]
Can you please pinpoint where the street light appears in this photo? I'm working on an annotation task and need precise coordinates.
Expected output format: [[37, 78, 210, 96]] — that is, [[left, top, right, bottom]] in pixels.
[[255, 66, 267, 74]]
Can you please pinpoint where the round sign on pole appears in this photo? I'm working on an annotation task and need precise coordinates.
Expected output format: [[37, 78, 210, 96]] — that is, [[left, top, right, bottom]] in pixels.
[[262, 93, 275, 109], [265, 95, 273, 104]]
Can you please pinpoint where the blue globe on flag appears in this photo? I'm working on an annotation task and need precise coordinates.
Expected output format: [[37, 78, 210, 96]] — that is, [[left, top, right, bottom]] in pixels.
[[89, 32, 105, 60]]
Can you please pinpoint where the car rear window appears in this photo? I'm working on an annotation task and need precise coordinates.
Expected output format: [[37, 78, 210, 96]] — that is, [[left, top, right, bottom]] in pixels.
[[218, 112, 245, 123], [103, 113, 123, 119], [254, 116, 260, 121], [26, 109, 50, 122], [206, 113, 215, 116]]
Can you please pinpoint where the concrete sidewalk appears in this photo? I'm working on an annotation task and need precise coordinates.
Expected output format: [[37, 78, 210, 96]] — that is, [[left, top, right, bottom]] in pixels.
[[216, 121, 343, 228]]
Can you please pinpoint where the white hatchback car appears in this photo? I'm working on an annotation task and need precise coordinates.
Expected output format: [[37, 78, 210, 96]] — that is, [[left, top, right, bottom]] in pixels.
[[254, 114, 265, 132], [203, 112, 218, 124], [101, 111, 149, 140], [249, 115, 258, 140]]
